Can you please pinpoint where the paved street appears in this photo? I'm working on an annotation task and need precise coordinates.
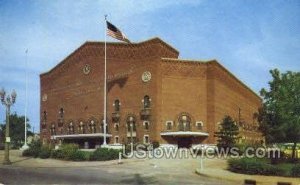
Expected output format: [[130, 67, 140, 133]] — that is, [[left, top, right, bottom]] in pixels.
[[0, 150, 235, 185]]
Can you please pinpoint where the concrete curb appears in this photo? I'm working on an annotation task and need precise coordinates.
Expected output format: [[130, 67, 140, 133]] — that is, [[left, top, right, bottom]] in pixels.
[[195, 169, 241, 184], [195, 168, 300, 185]]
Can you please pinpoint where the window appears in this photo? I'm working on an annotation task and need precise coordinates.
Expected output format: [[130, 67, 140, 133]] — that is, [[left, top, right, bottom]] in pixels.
[[178, 114, 191, 131], [166, 121, 173, 130], [43, 111, 47, 124], [114, 99, 120, 112], [115, 136, 119, 144], [79, 121, 85, 134], [143, 95, 151, 109], [59, 108, 64, 119], [144, 135, 149, 144], [68, 122, 74, 134], [89, 120, 96, 133], [115, 123, 119, 131], [196, 121, 203, 130], [144, 121, 149, 130], [50, 124, 56, 135], [127, 122, 136, 132]]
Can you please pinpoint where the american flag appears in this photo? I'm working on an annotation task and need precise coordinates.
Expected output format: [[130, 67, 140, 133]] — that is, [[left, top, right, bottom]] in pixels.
[[106, 21, 130, 43]]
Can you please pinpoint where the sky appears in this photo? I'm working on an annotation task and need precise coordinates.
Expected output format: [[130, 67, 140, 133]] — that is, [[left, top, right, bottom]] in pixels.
[[0, 0, 299, 133]]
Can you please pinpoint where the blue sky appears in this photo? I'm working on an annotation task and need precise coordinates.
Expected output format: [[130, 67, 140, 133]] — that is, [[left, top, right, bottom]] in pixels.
[[0, 0, 299, 133]]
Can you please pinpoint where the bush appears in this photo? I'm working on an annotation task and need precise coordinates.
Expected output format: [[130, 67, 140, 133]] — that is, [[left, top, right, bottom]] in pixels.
[[59, 144, 80, 160], [228, 157, 291, 176], [152, 141, 160, 149], [39, 145, 52, 159], [69, 150, 90, 161], [22, 140, 42, 158], [90, 148, 120, 161], [291, 164, 300, 177], [51, 149, 64, 159]]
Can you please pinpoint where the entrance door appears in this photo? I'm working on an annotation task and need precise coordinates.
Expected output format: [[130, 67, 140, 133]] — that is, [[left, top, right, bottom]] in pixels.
[[177, 137, 192, 148]]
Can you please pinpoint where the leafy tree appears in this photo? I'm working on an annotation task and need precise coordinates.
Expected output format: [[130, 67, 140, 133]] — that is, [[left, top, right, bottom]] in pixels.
[[214, 115, 240, 150], [0, 112, 33, 148], [258, 69, 300, 159]]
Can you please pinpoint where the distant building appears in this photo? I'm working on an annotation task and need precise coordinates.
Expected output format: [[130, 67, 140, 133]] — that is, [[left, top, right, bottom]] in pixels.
[[40, 38, 263, 148]]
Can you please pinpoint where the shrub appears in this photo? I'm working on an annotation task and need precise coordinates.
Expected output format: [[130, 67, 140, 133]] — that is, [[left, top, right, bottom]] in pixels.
[[228, 157, 264, 175], [22, 140, 42, 158], [39, 145, 52, 159], [59, 144, 79, 160], [22, 148, 33, 157], [51, 149, 64, 159], [69, 150, 90, 161], [90, 148, 120, 161], [228, 157, 288, 176], [152, 141, 160, 149], [291, 164, 300, 177]]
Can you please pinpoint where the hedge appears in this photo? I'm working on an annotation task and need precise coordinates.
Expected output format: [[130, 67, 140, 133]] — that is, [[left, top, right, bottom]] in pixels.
[[89, 148, 120, 161], [23, 142, 121, 162], [228, 157, 300, 177]]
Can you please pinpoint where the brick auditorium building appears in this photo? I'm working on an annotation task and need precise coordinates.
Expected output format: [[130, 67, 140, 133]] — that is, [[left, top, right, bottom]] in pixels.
[[40, 38, 263, 148]]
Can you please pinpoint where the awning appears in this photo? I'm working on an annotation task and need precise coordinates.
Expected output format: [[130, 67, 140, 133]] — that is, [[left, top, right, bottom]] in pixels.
[[51, 133, 112, 140], [160, 131, 209, 137]]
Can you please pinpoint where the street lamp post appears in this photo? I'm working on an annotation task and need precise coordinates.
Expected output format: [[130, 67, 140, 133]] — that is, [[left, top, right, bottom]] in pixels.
[[0, 88, 17, 165]]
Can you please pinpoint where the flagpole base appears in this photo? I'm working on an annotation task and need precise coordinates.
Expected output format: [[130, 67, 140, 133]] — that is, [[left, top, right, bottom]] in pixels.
[[20, 144, 29, 151]]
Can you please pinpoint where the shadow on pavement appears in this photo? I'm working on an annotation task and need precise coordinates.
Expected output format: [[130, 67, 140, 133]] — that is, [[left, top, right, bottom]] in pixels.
[[120, 173, 157, 185]]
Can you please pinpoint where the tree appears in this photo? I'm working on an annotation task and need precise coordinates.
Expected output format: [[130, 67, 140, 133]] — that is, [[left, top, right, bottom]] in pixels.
[[214, 115, 240, 150], [258, 69, 300, 159], [0, 112, 33, 148]]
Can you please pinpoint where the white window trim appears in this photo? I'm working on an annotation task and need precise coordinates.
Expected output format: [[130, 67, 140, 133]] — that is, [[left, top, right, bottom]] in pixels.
[[165, 121, 174, 126], [113, 123, 119, 128], [143, 135, 149, 144], [143, 121, 150, 126], [195, 121, 204, 127]]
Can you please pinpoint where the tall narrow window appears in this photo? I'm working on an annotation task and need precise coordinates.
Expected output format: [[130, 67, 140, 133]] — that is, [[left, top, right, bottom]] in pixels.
[[68, 122, 74, 134], [114, 99, 120, 112], [43, 111, 47, 122], [50, 124, 56, 135], [166, 121, 173, 130], [143, 95, 150, 109], [89, 120, 96, 133], [144, 121, 149, 130], [115, 123, 119, 132], [59, 108, 64, 119], [144, 135, 149, 144], [115, 136, 119, 144]]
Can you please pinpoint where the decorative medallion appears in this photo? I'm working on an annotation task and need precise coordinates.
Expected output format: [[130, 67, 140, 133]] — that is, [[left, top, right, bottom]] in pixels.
[[83, 64, 91, 75], [42, 94, 47, 102], [141, 71, 151, 82]]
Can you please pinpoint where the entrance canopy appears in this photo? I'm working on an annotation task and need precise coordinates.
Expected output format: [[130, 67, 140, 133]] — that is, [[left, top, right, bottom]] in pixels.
[[160, 131, 209, 137], [51, 133, 112, 140]]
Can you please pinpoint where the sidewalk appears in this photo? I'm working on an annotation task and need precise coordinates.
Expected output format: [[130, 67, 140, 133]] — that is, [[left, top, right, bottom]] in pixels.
[[0, 150, 140, 168], [195, 158, 300, 185]]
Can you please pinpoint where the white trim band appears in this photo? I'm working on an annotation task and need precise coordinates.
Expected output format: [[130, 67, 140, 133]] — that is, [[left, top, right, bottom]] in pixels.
[[160, 131, 209, 137], [51, 133, 112, 140]]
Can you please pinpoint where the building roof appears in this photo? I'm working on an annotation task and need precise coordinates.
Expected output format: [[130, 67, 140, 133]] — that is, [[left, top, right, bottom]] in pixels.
[[40, 37, 179, 76], [161, 58, 261, 100]]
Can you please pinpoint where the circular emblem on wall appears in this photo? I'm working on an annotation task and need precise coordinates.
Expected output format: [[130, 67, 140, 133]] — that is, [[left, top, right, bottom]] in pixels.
[[142, 71, 151, 82], [42, 94, 47, 102], [83, 64, 91, 75]]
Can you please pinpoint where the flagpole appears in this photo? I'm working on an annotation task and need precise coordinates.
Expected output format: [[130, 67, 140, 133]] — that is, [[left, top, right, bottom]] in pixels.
[[102, 15, 107, 146], [21, 49, 29, 150]]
